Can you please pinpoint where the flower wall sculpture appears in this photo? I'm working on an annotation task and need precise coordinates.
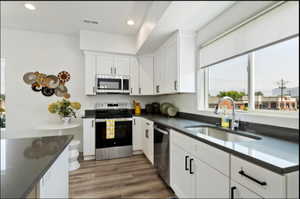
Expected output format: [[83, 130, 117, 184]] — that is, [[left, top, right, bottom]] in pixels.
[[23, 71, 71, 98]]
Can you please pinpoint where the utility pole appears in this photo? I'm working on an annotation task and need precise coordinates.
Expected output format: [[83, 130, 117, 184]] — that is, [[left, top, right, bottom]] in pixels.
[[276, 78, 289, 110]]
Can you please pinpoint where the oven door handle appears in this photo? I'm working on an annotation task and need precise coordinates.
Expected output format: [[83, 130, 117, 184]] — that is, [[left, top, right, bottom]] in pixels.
[[96, 118, 133, 122]]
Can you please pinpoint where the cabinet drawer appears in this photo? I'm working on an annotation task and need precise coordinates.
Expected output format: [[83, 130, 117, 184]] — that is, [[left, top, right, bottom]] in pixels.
[[231, 155, 286, 198], [170, 130, 197, 154], [195, 141, 229, 176]]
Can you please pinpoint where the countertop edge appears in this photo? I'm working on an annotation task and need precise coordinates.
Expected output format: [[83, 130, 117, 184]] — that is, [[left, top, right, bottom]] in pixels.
[[21, 135, 73, 198], [142, 116, 299, 175]]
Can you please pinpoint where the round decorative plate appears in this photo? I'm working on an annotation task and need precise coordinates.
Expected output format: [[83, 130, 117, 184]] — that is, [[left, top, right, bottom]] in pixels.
[[57, 71, 71, 83], [63, 93, 71, 99], [56, 83, 68, 93], [54, 88, 65, 97], [47, 75, 60, 89], [36, 73, 49, 87], [31, 82, 42, 92], [41, 87, 55, 97], [167, 106, 178, 117], [23, 72, 37, 85]]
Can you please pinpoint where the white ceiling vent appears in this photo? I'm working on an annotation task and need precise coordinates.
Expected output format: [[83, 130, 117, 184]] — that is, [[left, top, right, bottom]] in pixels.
[[83, 19, 99, 25]]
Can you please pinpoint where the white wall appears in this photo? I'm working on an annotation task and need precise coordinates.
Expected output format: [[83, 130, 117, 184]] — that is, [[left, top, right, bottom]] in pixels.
[[1, 28, 156, 151], [80, 30, 136, 55]]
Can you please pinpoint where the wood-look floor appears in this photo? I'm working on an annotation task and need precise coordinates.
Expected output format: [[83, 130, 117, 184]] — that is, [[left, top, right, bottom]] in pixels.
[[69, 155, 175, 199]]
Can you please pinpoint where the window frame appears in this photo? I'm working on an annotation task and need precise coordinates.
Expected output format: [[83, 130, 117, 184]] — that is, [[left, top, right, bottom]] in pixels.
[[198, 36, 299, 118]]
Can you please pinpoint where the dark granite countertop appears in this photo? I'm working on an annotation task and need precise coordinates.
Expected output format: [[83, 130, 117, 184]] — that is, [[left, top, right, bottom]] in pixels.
[[1, 135, 73, 198], [138, 114, 299, 175]]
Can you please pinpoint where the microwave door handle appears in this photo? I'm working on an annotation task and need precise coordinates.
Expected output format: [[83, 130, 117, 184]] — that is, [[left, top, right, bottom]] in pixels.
[[121, 77, 123, 92]]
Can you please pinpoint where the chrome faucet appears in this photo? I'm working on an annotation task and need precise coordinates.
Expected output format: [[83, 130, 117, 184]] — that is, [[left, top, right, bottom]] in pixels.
[[214, 96, 239, 130]]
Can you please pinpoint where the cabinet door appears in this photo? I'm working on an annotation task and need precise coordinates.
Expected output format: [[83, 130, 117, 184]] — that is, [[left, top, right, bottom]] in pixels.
[[129, 57, 140, 95], [39, 146, 69, 198], [170, 143, 195, 198], [231, 181, 263, 199], [138, 56, 154, 95], [145, 120, 154, 164], [132, 117, 142, 151], [115, 56, 130, 76], [97, 54, 114, 75], [83, 118, 95, 157], [195, 158, 229, 198], [84, 54, 96, 95], [165, 37, 178, 93], [141, 119, 148, 157], [154, 47, 166, 94]]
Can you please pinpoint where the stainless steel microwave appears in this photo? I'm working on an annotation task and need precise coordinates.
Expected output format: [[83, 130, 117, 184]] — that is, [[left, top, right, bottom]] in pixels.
[[96, 75, 130, 93]]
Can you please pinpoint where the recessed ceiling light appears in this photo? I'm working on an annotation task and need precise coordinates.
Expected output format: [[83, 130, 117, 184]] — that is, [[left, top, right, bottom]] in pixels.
[[24, 3, 36, 10], [83, 19, 99, 25], [127, 20, 135, 26]]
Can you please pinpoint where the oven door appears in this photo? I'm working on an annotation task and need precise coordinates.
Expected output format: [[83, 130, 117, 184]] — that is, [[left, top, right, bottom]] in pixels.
[[95, 118, 132, 149]]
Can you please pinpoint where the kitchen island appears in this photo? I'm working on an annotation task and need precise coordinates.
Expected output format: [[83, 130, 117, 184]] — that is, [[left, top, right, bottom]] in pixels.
[[1, 135, 73, 198]]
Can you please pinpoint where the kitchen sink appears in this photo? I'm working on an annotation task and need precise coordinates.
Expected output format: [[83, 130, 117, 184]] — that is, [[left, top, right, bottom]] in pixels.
[[185, 126, 261, 142]]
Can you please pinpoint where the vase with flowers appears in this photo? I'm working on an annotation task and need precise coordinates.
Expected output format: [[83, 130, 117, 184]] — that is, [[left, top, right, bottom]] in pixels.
[[48, 99, 81, 124]]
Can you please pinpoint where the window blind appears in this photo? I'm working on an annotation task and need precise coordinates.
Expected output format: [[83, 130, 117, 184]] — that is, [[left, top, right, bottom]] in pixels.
[[199, 1, 299, 68]]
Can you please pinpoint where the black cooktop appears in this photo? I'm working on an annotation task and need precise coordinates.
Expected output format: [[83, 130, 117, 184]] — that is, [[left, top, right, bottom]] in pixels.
[[95, 109, 132, 119]]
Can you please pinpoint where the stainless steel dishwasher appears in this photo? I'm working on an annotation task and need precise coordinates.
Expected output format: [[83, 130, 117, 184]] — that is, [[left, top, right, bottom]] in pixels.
[[154, 123, 170, 186]]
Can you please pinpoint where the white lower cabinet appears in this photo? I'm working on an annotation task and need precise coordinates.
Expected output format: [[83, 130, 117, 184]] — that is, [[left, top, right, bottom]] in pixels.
[[83, 118, 95, 160], [132, 117, 143, 151], [170, 143, 196, 198], [230, 181, 263, 199], [141, 118, 154, 164], [39, 145, 69, 198], [171, 130, 229, 199], [195, 158, 230, 198], [231, 155, 286, 198]]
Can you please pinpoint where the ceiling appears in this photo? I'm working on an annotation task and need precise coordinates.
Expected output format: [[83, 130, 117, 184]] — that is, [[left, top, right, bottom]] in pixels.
[[137, 1, 235, 54], [0, 1, 151, 35]]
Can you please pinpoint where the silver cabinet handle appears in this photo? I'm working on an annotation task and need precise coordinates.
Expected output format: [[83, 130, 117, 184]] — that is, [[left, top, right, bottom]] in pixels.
[[156, 85, 160, 93], [139, 88, 141, 94], [133, 118, 136, 125], [110, 67, 113, 75], [91, 120, 94, 127], [130, 88, 133, 94], [174, 80, 177, 91], [145, 129, 149, 138]]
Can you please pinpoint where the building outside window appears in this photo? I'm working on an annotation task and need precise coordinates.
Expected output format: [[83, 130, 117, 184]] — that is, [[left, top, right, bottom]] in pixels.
[[0, 58, 5, 129], [202, 36, 299, 115]]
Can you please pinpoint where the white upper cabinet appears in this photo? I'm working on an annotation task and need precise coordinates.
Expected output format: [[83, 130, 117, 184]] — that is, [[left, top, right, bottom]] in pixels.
[[115, 56, 130, 76], [153, 30, 195, 94], [96, 54, 114, 75], [129, 57, 140, 95], [165, 35, 178, 93], [138, 55, 154, 95], [154, 47, 166, 94], [84, 53, 96, 95]]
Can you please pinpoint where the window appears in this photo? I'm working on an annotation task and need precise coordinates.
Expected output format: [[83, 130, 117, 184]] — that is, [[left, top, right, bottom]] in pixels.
[[201, 36, 299, 115], [208, 55, 248, 111], [254, 37, 299, 111], [0, 58, 5, 129]]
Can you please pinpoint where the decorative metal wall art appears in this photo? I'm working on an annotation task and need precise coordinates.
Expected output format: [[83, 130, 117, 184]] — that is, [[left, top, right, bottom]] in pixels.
[[23, 71, 71, 98]]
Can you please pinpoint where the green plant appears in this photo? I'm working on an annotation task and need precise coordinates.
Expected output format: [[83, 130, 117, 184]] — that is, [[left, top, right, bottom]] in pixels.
[[48, 99, 81, 118], [217, 91, 246, 101]]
